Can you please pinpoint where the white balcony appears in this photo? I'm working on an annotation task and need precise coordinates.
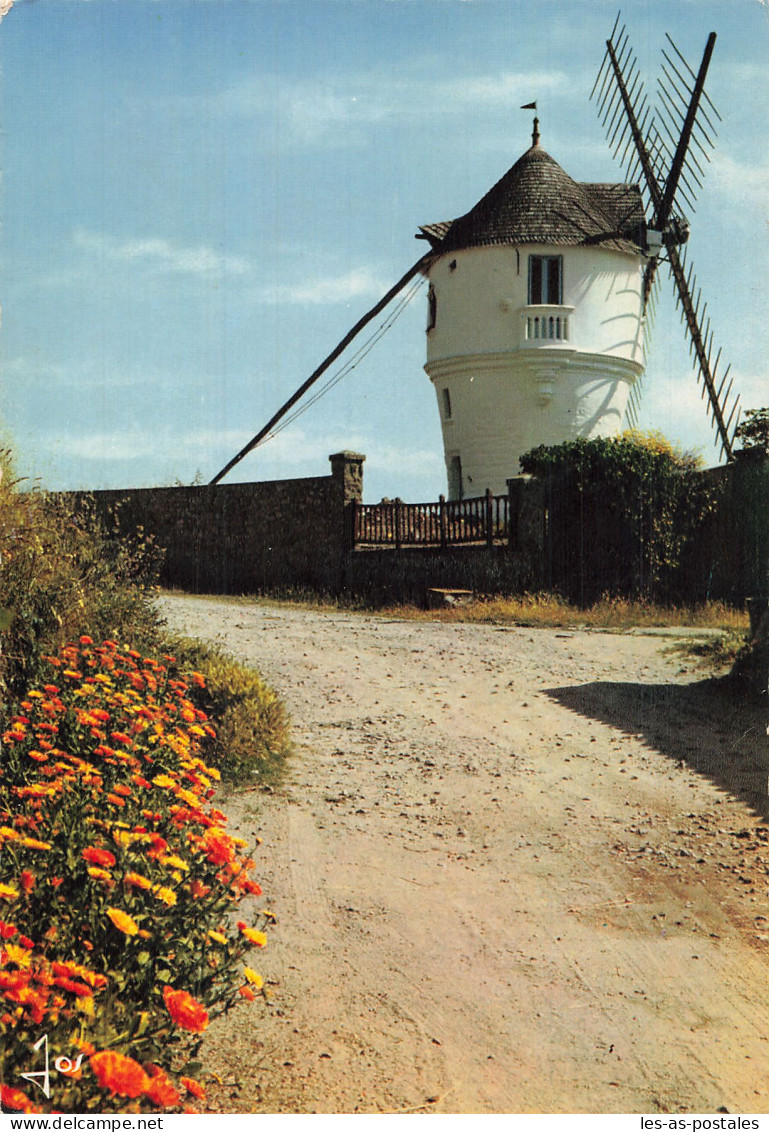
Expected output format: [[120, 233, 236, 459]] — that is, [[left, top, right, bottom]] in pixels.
[[520, 305, 575, 346]]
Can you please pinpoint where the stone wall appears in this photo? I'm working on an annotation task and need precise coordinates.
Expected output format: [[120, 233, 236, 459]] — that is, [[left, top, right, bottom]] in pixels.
[[70, 452, 365, 595], [60, 452, 760, 606]]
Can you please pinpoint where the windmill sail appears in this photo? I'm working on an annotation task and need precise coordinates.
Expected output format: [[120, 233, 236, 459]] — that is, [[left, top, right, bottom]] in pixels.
[[592, 15, 739, 459]]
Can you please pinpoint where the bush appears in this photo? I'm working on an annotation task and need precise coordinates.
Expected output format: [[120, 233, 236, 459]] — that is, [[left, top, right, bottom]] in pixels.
[[0, 454, 164, 699], [165, 638, 290, 786], [519, 431, 719, 605]]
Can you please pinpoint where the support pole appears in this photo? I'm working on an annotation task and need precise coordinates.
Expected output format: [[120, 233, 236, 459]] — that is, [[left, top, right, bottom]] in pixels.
[[209, 253, 433, 486]]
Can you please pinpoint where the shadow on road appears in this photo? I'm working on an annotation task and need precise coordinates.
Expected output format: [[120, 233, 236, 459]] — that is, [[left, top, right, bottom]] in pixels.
[[546, 676, 769, 817]]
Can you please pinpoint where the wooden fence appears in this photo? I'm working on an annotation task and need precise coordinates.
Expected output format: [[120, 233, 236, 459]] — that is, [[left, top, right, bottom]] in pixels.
[[351, 490, 510, 549]]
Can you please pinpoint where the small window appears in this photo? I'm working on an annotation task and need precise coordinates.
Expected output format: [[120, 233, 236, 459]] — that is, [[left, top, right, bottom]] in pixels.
[[442, 387, 452, 420], [449, 454, 463, 500], [427, 285, 437, 331], [528, 255, 562, 304]]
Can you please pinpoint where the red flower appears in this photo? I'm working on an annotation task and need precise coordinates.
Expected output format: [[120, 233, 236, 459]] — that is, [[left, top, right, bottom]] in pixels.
[[180, 1076, 206, 1100], [202, 827, 235, 866], [20, 871, 36, 894], [82, 846, 116, 868], [144, 1067, 181, 1108], [0, 1085, 39, 1113], [90, 1050, 149, 1098], [162, 986, 209, 1033]]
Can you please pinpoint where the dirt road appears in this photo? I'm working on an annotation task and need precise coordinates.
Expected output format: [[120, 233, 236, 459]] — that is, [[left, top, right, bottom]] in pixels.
[[158, 594, 769, 1115]]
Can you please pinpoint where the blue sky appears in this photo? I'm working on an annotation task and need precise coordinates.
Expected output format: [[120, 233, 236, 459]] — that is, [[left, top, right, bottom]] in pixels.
[[1, 0, 767, 501]]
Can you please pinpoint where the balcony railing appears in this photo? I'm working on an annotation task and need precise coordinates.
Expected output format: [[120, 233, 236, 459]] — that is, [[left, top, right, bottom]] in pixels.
[[521, 305, 574, 345]]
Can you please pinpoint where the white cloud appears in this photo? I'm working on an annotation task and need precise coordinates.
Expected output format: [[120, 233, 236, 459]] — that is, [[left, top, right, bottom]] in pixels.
[[73, 229, 251, 278], [255, 267, 391, 307], [708, 151, 769, 209], [210, 68, 569, 145], [66, 428, 251, 465]]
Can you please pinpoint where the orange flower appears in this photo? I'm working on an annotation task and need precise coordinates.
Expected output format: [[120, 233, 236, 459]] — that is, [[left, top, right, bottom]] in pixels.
[[180, 1076, 206, 1100], [238, 985, 256, 1002], [106, 908, 139, 936], [0, 1084, 39, 1113], [162, 985, 209, 1033], [190, 878, 211, 899], [82, 846, 116, 868], [90, 1050, 149, 1098], [202, 827, 235, 866], [144, 1067, 181, 1107], [20, 870, 36, 894]]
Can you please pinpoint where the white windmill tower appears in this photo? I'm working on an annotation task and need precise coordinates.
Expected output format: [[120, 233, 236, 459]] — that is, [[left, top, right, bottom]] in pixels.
[[416, 111, 646, 498], [211, 22, 739, 496]]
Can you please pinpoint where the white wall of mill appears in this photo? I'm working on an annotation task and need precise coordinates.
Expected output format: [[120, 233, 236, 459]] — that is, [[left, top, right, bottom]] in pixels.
[[424, 244, 645, 498]]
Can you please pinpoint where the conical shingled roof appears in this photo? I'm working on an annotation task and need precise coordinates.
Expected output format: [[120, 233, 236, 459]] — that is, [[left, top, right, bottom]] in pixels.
[[418, 145, 644, 255]]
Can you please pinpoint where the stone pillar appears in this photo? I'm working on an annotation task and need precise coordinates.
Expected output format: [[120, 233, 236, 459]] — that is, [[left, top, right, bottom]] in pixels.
[[731, 450, 769, 695], [329, 451, 366, 504], [507, 474, 545, 588], [732, 449, 769, 603]]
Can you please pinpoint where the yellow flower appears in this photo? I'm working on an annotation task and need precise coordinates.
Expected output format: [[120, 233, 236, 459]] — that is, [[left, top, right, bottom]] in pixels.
[[160, 855, 189, 871], [87, 866, 112, 883], [106, 908, 139, 936], [207, 930, 227, 945], [3, 943, 32, 968], [124, 872, 152, 890], [175, 788, 200, 808], [0, 827, 20, 842], [152, 886, 177, 907], [113, 829, 147, 848], [240, 927, 267, 948], [151, 774, 176, 790], [243, 967, 263, 989], [19, 836, 52, 851], [0, 884, 19, 901], [77, 995, 95, 1018]]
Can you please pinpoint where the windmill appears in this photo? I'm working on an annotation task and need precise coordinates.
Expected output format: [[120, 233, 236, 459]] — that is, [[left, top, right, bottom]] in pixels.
[[210, 15, 738, 495], [591, 12, 739, 462]]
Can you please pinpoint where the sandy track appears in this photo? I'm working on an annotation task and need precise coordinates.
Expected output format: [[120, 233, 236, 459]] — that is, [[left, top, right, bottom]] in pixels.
[[158, 594, 769, 1114]]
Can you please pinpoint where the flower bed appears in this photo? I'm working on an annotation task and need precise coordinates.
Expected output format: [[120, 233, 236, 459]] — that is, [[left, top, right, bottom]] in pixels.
[[0, 636, 270, 1114]]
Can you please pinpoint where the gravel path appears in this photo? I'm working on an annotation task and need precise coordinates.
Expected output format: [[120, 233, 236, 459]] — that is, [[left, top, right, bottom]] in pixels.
[[158, 594, 769, 1115]]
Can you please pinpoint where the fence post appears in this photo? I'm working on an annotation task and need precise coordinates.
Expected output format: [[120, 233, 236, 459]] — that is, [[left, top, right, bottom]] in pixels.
[[439, 494, 447, 549], [485, 488, 494, 549], [395, 499, 402, 551]]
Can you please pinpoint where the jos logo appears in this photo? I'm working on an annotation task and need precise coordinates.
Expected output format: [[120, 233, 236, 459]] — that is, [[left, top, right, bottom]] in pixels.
[[19, 1033, 85, 1099]]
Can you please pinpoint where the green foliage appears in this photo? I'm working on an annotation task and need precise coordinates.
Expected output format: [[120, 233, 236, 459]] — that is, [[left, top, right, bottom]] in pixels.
[[519, 431, 718, 605], [0, 454, 164, 699], [166, 637, 290, 786], [735, 408, 769, 453]]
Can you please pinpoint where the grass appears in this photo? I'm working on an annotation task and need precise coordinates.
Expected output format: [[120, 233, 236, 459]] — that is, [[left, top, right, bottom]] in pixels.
[[161, 588, 749, 634]]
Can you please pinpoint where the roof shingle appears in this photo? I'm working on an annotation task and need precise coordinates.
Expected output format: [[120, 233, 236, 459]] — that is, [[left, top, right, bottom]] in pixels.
[[418, 145, 645, 255]]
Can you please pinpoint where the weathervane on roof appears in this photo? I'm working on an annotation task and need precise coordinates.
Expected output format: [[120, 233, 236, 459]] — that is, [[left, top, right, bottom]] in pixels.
[[521, 101, 539, 147]]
